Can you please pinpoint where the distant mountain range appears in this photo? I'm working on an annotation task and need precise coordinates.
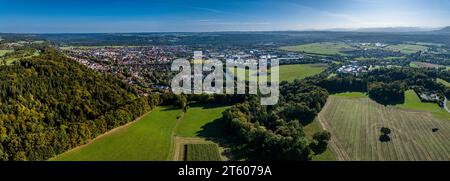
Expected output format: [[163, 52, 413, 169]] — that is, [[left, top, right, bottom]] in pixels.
[[434, 26, 450, 33], [355, 27, 441, 32], [322, 26, 450, 33]]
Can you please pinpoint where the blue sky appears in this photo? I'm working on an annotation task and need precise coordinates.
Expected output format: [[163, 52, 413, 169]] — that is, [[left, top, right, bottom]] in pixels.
[[1, 0, 450, 33]]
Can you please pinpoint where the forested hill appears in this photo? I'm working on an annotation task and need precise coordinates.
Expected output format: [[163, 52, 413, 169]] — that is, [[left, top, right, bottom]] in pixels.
[[0, 48, 161, 160]]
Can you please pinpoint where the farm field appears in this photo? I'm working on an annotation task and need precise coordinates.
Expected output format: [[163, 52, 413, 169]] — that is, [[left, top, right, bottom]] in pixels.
[[184, 144, 222, 161], [410, 61, 445, 69], [230, 64, 327, 83], [396, 90, 449, 120], [318, 93, 450, 161], [385, 44, 428, 54], [173, 104, 230, 160], [280, 42, 355, 55], [437, 78, 450, 87], [51, 107, 183, 161], [355, 56, 405, 61]]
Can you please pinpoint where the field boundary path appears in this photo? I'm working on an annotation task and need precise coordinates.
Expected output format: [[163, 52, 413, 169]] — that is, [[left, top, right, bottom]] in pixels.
[[166, 112, 185, 160], [317, 101, 351, 161], [317, 113, 351, 161], [444, 98, 450, 113]]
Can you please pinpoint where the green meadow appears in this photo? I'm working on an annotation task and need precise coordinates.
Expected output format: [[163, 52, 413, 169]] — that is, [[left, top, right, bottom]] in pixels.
[[175, 105, 230, 137], [51, 107, 183, 161], [396, 90, 449, 121]]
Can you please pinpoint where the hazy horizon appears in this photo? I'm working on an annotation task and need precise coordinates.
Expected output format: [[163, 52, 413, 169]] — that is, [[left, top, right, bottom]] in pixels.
[[1, 0, 450, 33]]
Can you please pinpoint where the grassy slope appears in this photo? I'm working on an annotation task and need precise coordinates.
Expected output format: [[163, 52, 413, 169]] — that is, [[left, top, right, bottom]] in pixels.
[[175, 105, 230, 137], [51, 107, 182, 161], [396, 90, 449, 121], [320, 93, 450, 160]]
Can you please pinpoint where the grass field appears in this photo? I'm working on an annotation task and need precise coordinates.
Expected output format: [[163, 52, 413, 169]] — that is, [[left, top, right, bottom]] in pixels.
[[280, 42, 355, 55], [279, 64, 327, 82], [230, 64, 327, 83], [332, 92, 367, 98], [175, 105, 230, 137], [51, 107, 183, 161], [396, 90, 449, 121], [410, 61, 445, 69], [184, 144, 222, 161], [318, 93, 450, 161], [437, 78, 450, 87], [385, 44, 428, 54]]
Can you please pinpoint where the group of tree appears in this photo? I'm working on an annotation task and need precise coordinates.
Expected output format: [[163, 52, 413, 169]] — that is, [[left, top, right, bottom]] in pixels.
[[221, 80, 330, 160], [310, 66, 450, 105], [368, 81, 405, 105], [0, 48, 163, 160]]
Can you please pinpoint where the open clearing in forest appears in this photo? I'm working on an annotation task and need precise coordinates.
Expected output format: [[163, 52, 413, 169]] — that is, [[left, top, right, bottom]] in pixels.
[[318, 93, 450, 161]]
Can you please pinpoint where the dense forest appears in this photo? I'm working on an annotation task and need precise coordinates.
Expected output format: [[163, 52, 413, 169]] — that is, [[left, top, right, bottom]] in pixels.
[[0, 48, 162, 160], [221, 81, 330, 160]]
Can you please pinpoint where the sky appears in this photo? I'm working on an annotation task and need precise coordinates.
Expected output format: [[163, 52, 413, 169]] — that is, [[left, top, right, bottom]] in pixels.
[[1, 0, 450, 33]]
